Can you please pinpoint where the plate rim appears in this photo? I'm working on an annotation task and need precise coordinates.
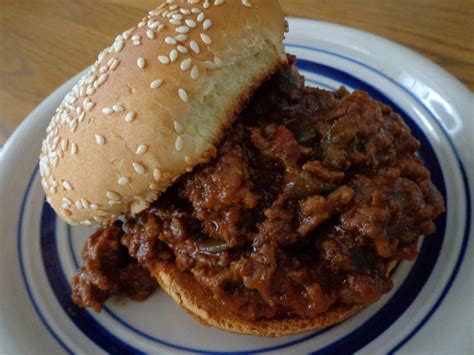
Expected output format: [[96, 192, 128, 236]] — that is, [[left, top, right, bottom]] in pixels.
[[1, 17, 472, 354]]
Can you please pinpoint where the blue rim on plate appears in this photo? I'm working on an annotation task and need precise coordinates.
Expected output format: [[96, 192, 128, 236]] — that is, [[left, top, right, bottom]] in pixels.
[[17, 44, 470, 354]]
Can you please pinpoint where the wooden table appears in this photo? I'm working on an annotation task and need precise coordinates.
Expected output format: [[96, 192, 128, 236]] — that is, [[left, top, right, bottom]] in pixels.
[[1, 0, 473, 146]]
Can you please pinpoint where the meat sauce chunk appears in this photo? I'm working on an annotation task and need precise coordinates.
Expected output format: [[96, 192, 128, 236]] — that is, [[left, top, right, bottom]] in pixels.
[[71, 222, 156, 312]]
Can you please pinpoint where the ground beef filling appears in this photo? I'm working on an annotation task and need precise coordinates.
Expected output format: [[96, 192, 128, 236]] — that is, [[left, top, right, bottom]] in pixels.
[[72, 58, 445, 320]]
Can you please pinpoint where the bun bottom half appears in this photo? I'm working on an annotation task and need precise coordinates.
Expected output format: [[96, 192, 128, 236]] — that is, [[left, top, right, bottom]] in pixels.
[[148, 261, 364, 337]]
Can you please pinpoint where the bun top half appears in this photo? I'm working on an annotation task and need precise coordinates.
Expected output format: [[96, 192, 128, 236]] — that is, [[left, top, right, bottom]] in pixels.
[[39, 0, 287, 225]]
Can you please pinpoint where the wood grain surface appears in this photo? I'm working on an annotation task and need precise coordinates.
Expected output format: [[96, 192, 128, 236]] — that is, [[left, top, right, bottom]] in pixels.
[[1, 0, 473, 145]]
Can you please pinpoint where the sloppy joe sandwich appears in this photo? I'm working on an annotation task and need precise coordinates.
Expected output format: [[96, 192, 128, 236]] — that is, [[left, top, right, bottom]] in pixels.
[[39, 0, 445, 336]]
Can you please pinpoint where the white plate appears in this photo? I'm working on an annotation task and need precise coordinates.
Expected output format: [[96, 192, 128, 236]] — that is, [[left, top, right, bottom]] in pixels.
[[1, 18, 472, 354]]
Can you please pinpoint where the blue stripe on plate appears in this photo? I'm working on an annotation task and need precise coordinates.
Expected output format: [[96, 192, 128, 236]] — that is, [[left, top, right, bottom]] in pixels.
[[17, 164, 73, 355], [40, 203, 145, 354]]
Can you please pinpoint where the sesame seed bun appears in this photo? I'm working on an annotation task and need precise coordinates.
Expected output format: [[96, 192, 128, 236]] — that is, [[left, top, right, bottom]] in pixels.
[[149, 261, 364, 337], [39, 0, 288, 225]]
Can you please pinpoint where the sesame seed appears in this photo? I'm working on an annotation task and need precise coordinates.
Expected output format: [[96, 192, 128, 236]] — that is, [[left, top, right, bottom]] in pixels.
[[102, 107, 113, 115], [200, 33, 212, 44], [90, 204, 98, 210], [176, 26, 189, 34], [149, 21, 161, 29], [153, 168, 161, 181], [180, 8, 191, 15], [99, 66, 108, 74], [63, 180, 73, 191], [157, 24, 166, 31], [158, 55, 170, 64], [70, 143, 78, 155], [170, 49, 178, 62], [185, 19, 196, 28], [174, 121, 184, 134], [112, 104, 125, 112], [95, 134, 106, 145], [86, 86, 95, 95], [175, 34, 187, 42], [81, 198, 90, 209], [170, 19, 182, 26], [106, 191, 121, 200], [203, 0, 210, 8], [132, 40, 141, 46], [50, 186, 57, 194], [177, 45, 188, 53], [137, 57, 146, 69], [175, 136, 184, 151], [214, 55, 222, 66], [197, 13, 205, 22], [138, 21, 146, 28], [125, 112, 136, 122], [242, 0, 252, 7], [169, 4, 178, 10], [133, 162, 146, 174], [191, 65, 199, 80], [165, 36, 177, 44], [132, 34, 142, 41], [172, 14, 183, 20], [75, 200, 84, 210], [51, 156, 59, 167], [189, 40, 200, 54], [150, 79, 163, 89], [203, 19, 212, 30], [185, 155, 193, 164], [215, 0, 225, 5], [178, 88, 188, 102], [63, 197, 72, 205], [150, 183, 158, 190], [117, 177, 130, 185], [146, 29, 155, 39], [84, 100, 95, 111], [70, 116, 79, 133], [97, 73, 108, 85], [114, 41, 124, 53], [191, 7, 201, 13], [109, 59, 119, 71], [189, 0, 200, 4], [136, 144, 148, 155], [123, 31, 131, 40], [61, 139, 69, 151], [180, 58, 192, 71]]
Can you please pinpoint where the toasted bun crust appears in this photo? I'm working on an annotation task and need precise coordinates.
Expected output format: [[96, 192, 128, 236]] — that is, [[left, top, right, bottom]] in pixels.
[[39, 0, 288, 225], [149, 261, 363, 337]]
